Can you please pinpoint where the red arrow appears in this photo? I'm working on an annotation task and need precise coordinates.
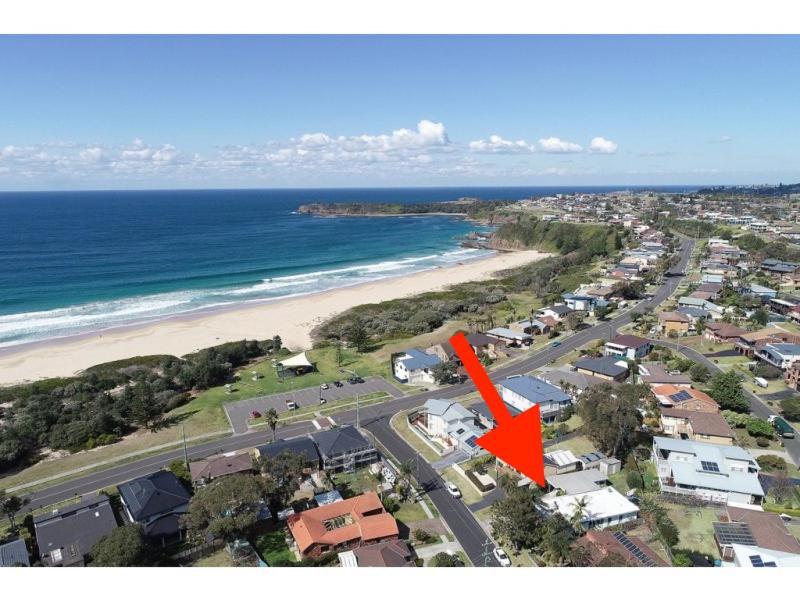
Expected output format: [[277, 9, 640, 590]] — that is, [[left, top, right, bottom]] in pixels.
[[449, 332, 545, 486]]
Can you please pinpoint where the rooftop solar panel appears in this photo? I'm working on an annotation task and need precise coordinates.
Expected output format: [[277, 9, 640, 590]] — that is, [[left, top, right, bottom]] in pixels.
[[701, 460, 721, 473], [465, 436, 479, 448], [612, 531, 657, 567], [670, 390, 692, 402], [713, 522, 757, 546]]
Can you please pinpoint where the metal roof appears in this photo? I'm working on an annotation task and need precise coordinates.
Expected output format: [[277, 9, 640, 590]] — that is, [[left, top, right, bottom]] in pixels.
[[500, 375, 572, 405]]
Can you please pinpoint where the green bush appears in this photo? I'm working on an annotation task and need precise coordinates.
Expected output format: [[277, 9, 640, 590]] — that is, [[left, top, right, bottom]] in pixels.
[[756, 454, 787, 472], [626, 470, 644, 490]]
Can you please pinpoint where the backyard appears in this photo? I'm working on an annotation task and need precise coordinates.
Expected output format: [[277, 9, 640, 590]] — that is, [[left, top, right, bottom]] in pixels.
[[664, 502, 720, 558]]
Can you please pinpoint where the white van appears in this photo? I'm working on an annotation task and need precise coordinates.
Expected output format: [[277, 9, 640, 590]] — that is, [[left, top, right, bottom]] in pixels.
[[754, 377, 768, 389]]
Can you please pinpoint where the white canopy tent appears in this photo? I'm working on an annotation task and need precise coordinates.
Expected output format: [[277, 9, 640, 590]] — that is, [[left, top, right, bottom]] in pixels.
[[278, 352, 314, 370]]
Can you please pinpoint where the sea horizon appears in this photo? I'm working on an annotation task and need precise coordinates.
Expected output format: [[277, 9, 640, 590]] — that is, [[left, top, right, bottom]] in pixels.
[[0, 185, 695, 348]]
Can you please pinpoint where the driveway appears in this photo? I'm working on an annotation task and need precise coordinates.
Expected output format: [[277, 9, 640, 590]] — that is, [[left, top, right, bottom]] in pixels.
[[224, 376, 403, 434]]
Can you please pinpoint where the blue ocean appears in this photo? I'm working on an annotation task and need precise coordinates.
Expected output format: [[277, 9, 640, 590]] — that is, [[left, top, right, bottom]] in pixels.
[[0, 186, 693, 347]]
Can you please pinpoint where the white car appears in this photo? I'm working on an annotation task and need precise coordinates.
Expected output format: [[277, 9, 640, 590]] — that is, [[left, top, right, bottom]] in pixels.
[[445, 482, 461, 498], [321, 383, 330, 390], [493, 547, 512, 567]]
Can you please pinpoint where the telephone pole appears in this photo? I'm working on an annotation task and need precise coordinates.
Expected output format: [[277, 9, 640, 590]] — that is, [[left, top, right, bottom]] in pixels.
[[182, 425, 189, 468]]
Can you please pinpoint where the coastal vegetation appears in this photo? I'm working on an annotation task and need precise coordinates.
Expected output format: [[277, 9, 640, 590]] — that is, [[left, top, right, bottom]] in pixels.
[[297, 199, 515, 221], [314, 219, 623, 346], [0, 338, 282, 472]]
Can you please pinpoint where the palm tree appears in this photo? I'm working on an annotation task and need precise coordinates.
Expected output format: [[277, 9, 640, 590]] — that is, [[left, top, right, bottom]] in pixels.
[[569, 496, 590, 532], [398, 459, 415, 499], [264, 408, 279, 442]]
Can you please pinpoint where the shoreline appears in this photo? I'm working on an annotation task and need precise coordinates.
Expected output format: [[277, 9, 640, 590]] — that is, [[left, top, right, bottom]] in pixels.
[[0, 249, 550, 385]]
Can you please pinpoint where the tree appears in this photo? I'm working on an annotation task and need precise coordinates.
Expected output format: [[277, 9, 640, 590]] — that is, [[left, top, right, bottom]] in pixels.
[[756, 454, 787, 472], [184, 474, 266, 540], [594, 305, 611, 320], [332, 340, 343, 367], [708, 371, 749, 413], [128, 381, 162, 431], [430, 552, 463, 567], [689, 363, 710, 383], [90, 524, 147, 566], [168, 459, 191, 487], [257, 451, 307, 508], [780, 396, 800, 421], [770, 470, 795, 504], [577, 383, 643, 458], [568, 496, 589, 531], [346, 318, 370, 352], [431, 361, 459, 385], [749, 308, 769, 327], [746, 417, 774, 439], [0, 489, 29, 534], [626, 470, 644, 491], [490, 486, 544, 552], [539, 514, 577, 566], [264, 408, 279, 442]]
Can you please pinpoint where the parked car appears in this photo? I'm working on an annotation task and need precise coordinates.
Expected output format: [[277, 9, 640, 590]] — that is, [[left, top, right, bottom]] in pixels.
[[285, 400, 297, 410], [333, 380, 343, 387], [319, 398, 327, 405], [348, 376, 364, 384], [551, 341, 561, 348], [250, 410, 262, 419], [493, 547, 512, 567], [445, 482, 461, 498], [321, 383, 330, 390]]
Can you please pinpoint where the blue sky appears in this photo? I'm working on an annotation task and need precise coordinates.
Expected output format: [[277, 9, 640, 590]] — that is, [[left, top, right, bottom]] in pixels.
[[1, 35, 799, 190]]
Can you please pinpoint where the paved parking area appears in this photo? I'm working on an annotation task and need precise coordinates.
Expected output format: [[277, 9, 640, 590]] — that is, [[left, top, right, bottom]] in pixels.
[[224, 376, 403, 433]]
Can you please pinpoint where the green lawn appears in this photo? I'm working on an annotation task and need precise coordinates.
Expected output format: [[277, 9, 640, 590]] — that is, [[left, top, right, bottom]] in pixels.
[[546, 434, 596, 456], [253, 528, 297, 566], [664, 502, 721, 558], [393, 500, 429, 526], [441, 466, 484, 505], [332, 467, 382, 498], [389, 410, 441, 463], [193, 549, 232, 567], [608, 461, 658, 494]]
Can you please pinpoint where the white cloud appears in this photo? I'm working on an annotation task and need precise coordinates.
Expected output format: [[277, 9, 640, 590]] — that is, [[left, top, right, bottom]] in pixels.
[[538, 137, 583, 153], [468, 135, 534, 154], [588, 137, 618, 154]]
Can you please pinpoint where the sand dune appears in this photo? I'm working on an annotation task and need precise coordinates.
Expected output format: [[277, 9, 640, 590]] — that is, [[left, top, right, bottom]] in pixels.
[[0, 250, 549, 385]]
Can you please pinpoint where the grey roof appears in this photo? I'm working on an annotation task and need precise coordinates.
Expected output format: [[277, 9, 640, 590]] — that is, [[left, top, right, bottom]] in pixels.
[[545, 305, 573, 316], [499, 376, 571, 405], [118, 470, 191, 523], [676, 306, 711, 319], [256, 437, 321, 465], [311, 425, 373, 458], [470, 400, 521, 422], [541, 368, 612, 391], [486, 327, 532, 341], [34, 495, 118, 565], [398, 348, 441, 371], [574, 356, 628, 378], [653, 437, 764, 497], [638, 363, 691, 385], [424, 398, 474, 421], [546, 469, 607, 495], [763, 343, 800, 356], [0, 538, 29, 567]]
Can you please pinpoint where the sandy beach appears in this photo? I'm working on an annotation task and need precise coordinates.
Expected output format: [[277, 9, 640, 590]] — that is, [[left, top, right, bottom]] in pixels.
[[0, 250, 549, 385]]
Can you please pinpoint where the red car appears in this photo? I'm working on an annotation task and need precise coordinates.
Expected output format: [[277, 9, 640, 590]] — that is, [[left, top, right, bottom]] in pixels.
[[250, 410, 262, 419]]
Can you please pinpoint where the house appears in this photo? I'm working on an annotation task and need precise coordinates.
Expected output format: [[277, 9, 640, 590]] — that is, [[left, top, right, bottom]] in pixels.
[[760, 259, 800, 281], [425, 341, 459, 363], [728, 543, 800, 567], [338, 539, 414, 567], [696, 282, 723, 298], [540, 367, 612, 394], [584, 286, 616, 300], [576, 452, 622, 477], [743, 283, 778, 300], [510, 318, 551, 336], [0, 538, 30, 567], [677, 296, 724, 319], [189, 451, 253, 486], [574, 356, 629, 382], [703, 322, 747, 344], [465, 333, 505, 358], [416, 398, 486, 457], [287, 491, 399, 557], [659, 408, 735, 445], [545, 466, 608, 493], [652, 437, 764, 505], [755, 343, 800, 371], [118, 471, 191, 543], [604, 334, 652, 360], [33, 495, 118, 567], [541, 486, 640, 530], [574, 530, 669, 567], [768, 297, 797, 315], [785, 363, 800, 391], [498, 375, 573, 422], [310, 426, 379, 473], [486, 327, 532, 347], [713, 506, 800, 562], [659, 312, 691, 335], [689, 290, 716, 301], [637, 363, 692, 387], [562, 293, 597, 312], [735, 327, 800, 357], [543, 449, 581, 476], [253, 437, 322, 471], [391, 348, 441, 384], [701, 273, 725, 285], [650, 384, 719, 411], [675, 306, 712, 324], [536, 304, 573, 322]]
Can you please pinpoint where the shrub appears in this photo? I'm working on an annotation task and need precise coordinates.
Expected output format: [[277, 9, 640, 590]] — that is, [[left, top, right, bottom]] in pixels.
[[756, 454, 787, 472], [672, 551, 693, 567], [746, 417, 774, 439], [412, 529, 433, 544], [626, 470, 644, 491], [756, 437, 770, 448]]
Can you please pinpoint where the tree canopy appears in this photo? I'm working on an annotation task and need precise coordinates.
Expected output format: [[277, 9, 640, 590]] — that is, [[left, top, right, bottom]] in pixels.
[[576, 383, 644, 458], [184, 474, 267, 540], [707, 371, 749, 413], [90, 524, 148, 567]]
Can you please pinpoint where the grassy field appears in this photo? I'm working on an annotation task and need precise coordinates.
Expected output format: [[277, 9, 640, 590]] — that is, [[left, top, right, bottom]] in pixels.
[[331, 467, 382, 498], [545, 434, 597, 456], [389, 410, 441, 463], [664, 502, 721, 558], [193, 549, 232, 567]]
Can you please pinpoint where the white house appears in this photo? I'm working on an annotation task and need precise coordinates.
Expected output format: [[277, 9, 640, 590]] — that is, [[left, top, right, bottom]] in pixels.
[[417, 399, 485, 457], [541, 486, 640, 530], [603, 335, 652, 360], [392, 348, 442, 384], [755, 343, 800, 371], [652, 437, 764, 505], [498, 375, 573, 423]]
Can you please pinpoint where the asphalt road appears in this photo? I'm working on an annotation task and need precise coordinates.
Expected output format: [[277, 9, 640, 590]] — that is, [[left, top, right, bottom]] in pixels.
[[17, 238, 696, 551], [363, 414, 500, 566]]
